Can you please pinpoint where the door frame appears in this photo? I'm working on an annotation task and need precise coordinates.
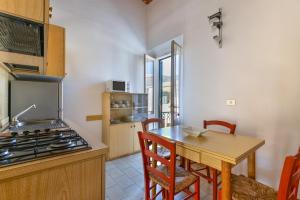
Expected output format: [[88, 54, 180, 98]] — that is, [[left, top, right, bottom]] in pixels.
[[170, 40, 182, 126], [158, 55, 172, 126]]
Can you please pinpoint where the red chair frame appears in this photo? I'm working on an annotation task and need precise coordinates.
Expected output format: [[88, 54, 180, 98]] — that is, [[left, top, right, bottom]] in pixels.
[[203, 120, 236, 135], [142, 118, 185, 168], [141, 118, 167, 159], [138, 131, 200, 200], [142, 118, 164, 132], [189, 120, 236, 200], [218, 147, 300, 200], [277, 147, 300, 200]]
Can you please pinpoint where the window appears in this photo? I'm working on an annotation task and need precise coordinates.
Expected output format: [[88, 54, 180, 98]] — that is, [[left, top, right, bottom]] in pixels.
[[144, 55, 155, 114]]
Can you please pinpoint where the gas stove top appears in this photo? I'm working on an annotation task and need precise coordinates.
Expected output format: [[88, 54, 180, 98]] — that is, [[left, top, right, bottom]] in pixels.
[[0, 127, 91, 167]]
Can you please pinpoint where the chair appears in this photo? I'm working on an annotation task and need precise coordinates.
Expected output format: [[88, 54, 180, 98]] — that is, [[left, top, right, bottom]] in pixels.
[[142, 118, 171, 159], [218, 147, 300, 200], [188, 120, 237, 200], [142, 118, 164, 132], [138, 131, 200, 200]]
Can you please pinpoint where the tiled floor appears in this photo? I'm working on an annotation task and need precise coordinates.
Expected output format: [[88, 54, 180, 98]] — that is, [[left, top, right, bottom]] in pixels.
[[105, 153, 213, 200]]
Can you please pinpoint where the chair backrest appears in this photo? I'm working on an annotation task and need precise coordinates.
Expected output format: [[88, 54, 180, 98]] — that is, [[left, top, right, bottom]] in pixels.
[[138, 131, 176, 194], [277, 147, 300, 200], [142, 118, 164, 132], [203, 120, 236, 135]]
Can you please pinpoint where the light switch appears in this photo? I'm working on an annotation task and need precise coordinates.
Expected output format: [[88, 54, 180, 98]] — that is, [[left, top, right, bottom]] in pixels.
[[226, 99, 236, 106]]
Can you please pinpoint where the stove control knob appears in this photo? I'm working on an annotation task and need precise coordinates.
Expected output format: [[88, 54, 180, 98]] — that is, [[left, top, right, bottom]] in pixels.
[[45, 129, 51, 132], [23, 131, 30, 136]]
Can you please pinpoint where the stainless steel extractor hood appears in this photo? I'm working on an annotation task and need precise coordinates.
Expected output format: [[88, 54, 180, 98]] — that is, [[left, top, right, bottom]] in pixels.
[[0, 13, 63, 82], [0, 12, 44, 62], [0, 62, 62, 82]]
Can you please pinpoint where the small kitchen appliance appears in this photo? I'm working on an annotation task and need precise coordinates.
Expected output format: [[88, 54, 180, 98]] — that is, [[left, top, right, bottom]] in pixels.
[[106, 80, 130, 92]]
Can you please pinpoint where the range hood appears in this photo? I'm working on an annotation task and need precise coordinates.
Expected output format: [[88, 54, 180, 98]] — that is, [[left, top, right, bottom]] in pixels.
[[1, 63, 62, 82], [0, 12, 63, 82], [0, 13, 44, 57]]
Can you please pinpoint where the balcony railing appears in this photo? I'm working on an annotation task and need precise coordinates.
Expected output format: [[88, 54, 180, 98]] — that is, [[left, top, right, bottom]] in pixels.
[[161, 112, 171, 127]]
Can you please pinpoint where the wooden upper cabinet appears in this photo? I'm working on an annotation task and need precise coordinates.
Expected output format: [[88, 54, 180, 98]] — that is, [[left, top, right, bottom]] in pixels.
[[0, 0, 48, 23], [45, 24, 65, 77]]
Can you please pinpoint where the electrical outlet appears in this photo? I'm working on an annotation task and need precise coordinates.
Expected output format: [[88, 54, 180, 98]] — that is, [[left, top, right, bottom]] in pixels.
[[226, 99, 236, 106]]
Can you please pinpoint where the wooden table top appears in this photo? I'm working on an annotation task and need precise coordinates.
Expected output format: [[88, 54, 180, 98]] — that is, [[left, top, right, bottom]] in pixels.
[[149, 126, 265, 165]]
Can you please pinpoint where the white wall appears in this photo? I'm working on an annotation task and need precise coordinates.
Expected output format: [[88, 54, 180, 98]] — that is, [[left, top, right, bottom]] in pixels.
[[51, 0, 146, 147], [147, 0, 300, 189]]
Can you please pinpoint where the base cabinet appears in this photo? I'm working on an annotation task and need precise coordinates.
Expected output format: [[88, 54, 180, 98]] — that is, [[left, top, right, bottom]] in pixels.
[[108, 122, 142, 159], [102, 92, 148, 160], [0, 150, 107, 200], [133, 122, 142, 152], [109, 123, 133, 159]]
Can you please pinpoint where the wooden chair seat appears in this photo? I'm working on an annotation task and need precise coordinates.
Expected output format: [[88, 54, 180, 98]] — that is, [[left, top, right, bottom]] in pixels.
[[231, 175, 277, 200], [150, 165, 198, 193]]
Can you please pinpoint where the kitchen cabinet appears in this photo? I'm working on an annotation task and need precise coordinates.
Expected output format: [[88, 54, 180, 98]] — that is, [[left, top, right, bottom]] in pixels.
[[0, 0, 48, 23], [109, 123, 133, 159], [0, 147, 108, 200], [108, 122, 142, 159], [133, 122, 142, 152], [102, 92, 148, 159], [45, 24, 65, 77]]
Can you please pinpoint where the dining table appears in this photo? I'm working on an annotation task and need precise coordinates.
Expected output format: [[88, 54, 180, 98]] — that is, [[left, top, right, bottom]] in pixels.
[[149, 126, 265, 200]]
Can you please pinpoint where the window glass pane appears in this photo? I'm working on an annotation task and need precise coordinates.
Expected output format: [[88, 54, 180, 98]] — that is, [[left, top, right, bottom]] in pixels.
[[159, 57, 172, 126], [145, 56, 154, 114], [171, 41, 182, 125]]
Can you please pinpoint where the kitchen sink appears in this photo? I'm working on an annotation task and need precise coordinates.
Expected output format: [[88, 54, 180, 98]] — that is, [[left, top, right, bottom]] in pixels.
[[9, 119, 68, 133]]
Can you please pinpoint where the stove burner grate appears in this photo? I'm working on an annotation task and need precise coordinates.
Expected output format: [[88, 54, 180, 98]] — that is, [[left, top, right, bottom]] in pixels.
[[0, 137, 17, 146], [49, 140, 76, 149], [0, 149, 13, 159], [0, 128, 91, 167]]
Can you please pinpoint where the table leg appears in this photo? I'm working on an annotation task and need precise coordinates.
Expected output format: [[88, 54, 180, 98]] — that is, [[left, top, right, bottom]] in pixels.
[[247, 151, 256, 179], [179, 156, 185, 168], [221, 161, 232, 200]]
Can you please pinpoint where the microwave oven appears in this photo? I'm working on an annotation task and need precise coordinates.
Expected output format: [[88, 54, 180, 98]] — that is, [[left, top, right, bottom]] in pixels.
[[106, 80, 129, 92]]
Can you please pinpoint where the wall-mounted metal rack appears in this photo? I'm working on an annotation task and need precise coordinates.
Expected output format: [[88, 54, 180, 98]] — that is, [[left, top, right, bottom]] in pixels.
[[208, 8, 223, 48]]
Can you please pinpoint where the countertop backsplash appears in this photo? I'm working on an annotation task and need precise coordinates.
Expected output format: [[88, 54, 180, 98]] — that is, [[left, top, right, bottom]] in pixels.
[[0, 66, 10, 128]]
